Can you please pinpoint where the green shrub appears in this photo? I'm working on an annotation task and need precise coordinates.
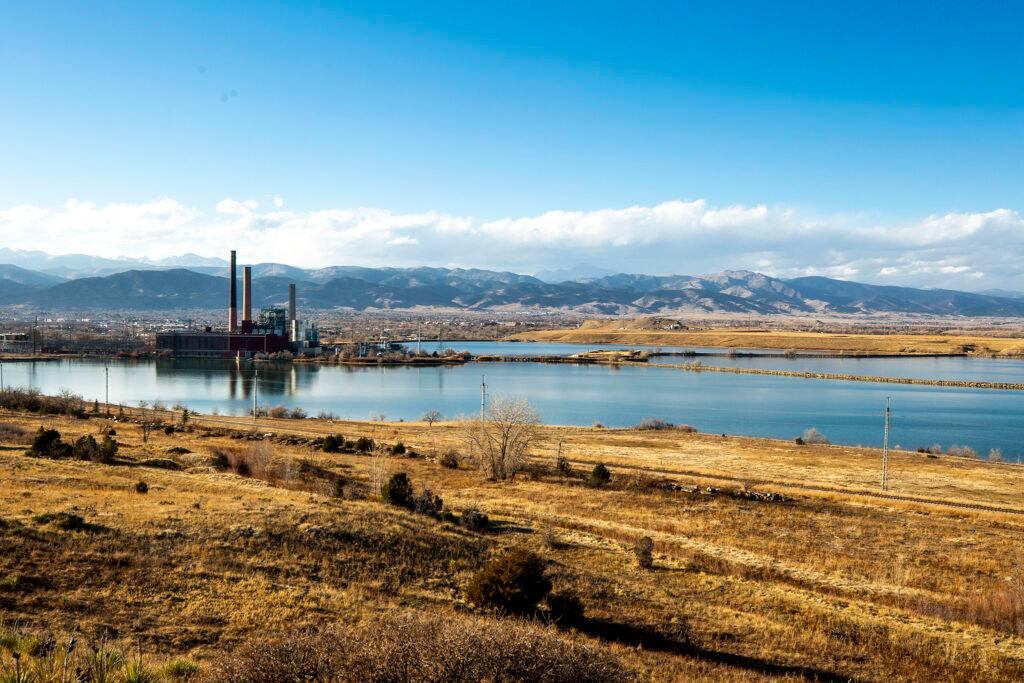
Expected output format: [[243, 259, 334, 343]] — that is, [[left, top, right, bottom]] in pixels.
[[391, 442, 407, 455], [72, 434, 100, 460], [321, 434, 345, 453], [98, 435, 118, 463], [136, 481, 149, 494], [164, 659, 201, 681], [381, 472, 414, 509], [555, 456, 572, 475], [546, 589, 585, 626], [589, 463, 611, 487], [28, 427, 68, 458], [353, 436, 375, 453], [466, 548, 552, 615]]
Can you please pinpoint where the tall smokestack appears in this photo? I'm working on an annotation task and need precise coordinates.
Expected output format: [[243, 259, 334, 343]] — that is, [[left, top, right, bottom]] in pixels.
[[229, 250, 238, 332], [288, 283, 296, 324], [242, 266, 252, 322]]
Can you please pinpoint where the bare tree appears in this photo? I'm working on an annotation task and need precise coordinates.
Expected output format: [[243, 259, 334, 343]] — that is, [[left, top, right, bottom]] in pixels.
[[462, 396, 541, 481], [422, 410, 443, 427]]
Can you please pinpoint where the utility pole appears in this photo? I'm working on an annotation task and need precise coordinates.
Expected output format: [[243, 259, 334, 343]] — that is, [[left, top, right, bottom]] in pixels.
[[882, 397, 891, 491], [480, 374, 487, 422], [253, 366, 259, 428], [104, 363, 109, 415]]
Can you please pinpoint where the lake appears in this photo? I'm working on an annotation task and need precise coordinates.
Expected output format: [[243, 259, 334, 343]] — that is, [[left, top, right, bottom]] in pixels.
[[2, 342, 1023, 460]]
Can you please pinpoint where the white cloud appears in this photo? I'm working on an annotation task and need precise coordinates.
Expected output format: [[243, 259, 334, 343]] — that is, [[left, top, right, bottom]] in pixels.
[[0, 196, 1021, 289]]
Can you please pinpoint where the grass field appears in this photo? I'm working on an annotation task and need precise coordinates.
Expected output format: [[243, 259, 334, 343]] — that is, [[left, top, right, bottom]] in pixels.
[[511, 321, 1024, 356], [1, 408, 1023, 681]]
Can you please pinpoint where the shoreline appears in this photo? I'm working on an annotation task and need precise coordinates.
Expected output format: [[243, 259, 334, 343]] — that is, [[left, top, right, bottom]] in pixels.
[[636, 360, 1024, 391]]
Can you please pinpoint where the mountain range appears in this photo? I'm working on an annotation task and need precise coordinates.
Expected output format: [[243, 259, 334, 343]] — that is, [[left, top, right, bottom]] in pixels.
[[1, 253, 1023, 316]]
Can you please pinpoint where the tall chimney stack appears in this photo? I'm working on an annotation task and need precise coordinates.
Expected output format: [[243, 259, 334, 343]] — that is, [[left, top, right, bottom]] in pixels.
[[288, 283, 296, 324], [229, 250, 238, 332], [242, 266, 252, 323]]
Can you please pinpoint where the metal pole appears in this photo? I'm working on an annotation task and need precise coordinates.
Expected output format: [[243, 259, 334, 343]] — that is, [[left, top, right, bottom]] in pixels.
[[480, 375, 486, 422], [104, 363, 109, 414], [882, 397, 891, 491], [253, 366, 259, 428], [0, 360, 4, 392]]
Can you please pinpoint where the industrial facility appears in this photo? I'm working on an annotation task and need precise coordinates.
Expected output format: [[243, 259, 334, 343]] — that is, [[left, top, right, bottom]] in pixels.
[[156, 250, 320, 358]]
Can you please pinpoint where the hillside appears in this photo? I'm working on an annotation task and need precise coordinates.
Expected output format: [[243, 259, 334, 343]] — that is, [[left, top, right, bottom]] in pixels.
[[0, 408, 1022, 681], [3, 263, 1024, 316]]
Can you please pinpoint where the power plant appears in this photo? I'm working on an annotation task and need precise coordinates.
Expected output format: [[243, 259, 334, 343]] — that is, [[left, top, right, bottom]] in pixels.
[[156, 251, 320, 358]]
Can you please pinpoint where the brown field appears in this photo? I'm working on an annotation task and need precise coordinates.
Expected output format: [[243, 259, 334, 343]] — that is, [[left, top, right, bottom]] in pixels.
[[2, 408, 1024, 681], [512, 321, 1024, 355]]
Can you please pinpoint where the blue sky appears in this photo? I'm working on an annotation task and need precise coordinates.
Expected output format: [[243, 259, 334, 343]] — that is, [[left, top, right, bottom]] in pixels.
[[1, 1, 1022, 287]]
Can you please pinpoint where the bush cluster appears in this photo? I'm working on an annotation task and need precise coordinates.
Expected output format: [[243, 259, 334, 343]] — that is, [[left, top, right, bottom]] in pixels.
[[25, 427, 117, 463], [319, 434, 377, 454], [0, 387, 87, 418], [381, 473, 445, 518]]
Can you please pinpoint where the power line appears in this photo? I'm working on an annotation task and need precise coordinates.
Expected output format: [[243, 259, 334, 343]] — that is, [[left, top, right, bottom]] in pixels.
[[882, 397, 891, 491]]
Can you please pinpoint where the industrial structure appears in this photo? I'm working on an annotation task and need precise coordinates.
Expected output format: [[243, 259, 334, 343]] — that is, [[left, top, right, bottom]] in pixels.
[[156, 250, 320, 358]]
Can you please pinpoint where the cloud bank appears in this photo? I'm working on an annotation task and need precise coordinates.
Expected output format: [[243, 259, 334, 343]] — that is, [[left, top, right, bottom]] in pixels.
[[0, 197, 1021, 290]]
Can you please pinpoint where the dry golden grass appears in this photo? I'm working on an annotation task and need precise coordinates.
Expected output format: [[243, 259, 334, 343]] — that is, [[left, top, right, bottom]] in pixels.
[[1, 409, 1023, 681], [512, 322, 1024, 355]]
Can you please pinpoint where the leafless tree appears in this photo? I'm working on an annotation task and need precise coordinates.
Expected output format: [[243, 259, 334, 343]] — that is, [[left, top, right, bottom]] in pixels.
[[422, 410, 443, 427], [462, 396, 541, 481]]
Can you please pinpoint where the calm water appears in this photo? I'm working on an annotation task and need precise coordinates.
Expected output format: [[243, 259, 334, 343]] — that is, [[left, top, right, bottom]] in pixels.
[[3, 349, 1023, 460]]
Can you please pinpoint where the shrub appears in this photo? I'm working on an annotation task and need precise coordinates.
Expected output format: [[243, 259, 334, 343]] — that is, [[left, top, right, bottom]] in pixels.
[[353, 436, 375, 453], [461, 506, 490, 532], [794, 437, 805, 445], [390, 441, 407, 456], [33, 511, 91, 532], [466, 548, 552, 614], [589, 463, 611, 487], [412, 486, 443, 516], [289, 407, 307, 419], [205, 611, 633, 683], [634, 536, 654, 569], [546, 590, 585, 626], [72, 434, 101, 460], [637, 418, 673, 430], [164, 659, 201, 681], [164, 425, 176, 435], [989, 448, 1004, 462], [439, 449, 460, 468], [27, 427, 71, 458], [381, 472, 414, 509], [98, 435, 118, 463], [802, 428, 829, 445], [321, 434, 345, 453], [555, 456, 572, 475], [136, 481, 149, 494]]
